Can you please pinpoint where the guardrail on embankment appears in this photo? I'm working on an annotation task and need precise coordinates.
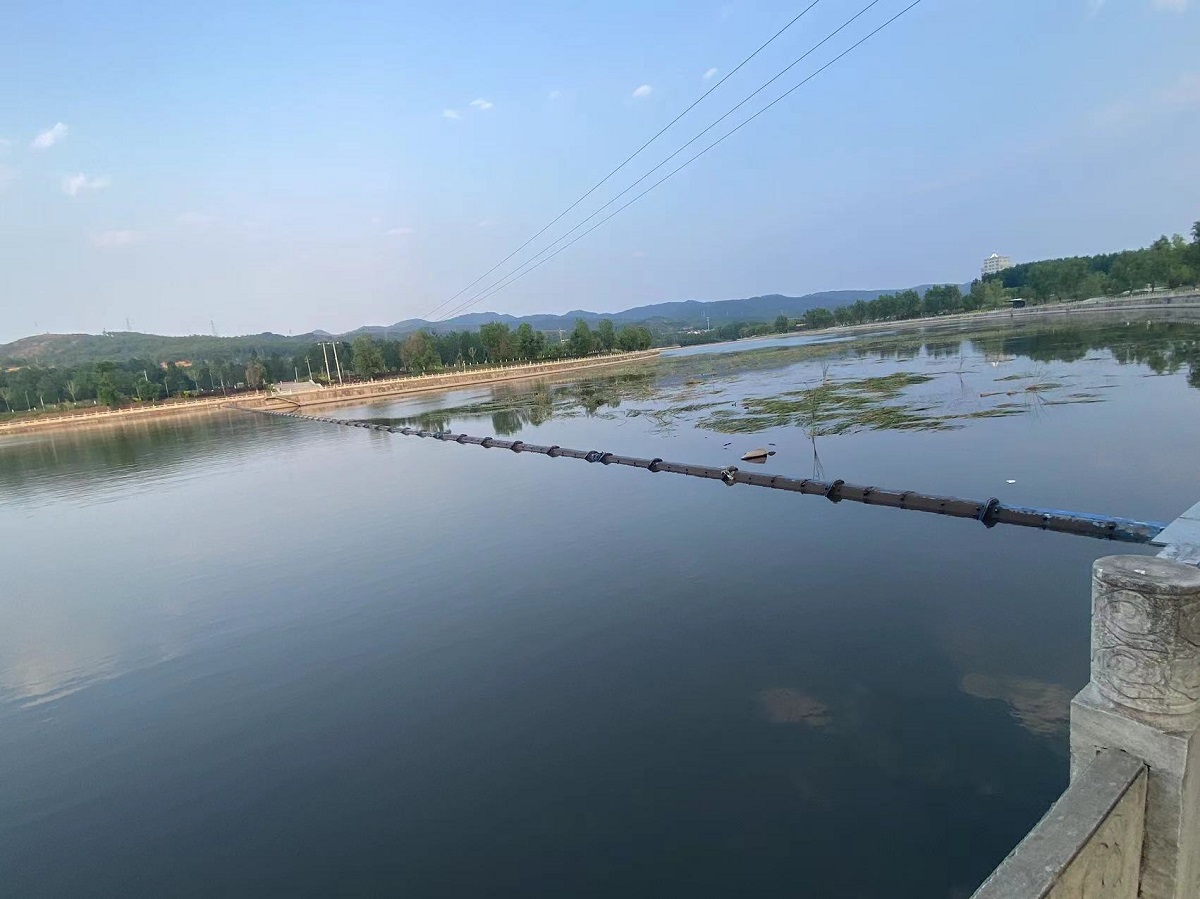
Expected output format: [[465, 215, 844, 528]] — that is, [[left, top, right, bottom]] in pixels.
[[236, 349, 663, 411], [0, 350, 662, 436]]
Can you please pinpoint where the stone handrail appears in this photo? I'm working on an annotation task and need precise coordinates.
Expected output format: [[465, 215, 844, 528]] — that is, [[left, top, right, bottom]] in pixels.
[[973, 554, 1200, 898], [972, 749, 1146, 899]]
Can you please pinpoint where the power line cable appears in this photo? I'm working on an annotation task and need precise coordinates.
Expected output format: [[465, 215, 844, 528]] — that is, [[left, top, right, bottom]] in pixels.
[[421, 1, 825, 321], [436, 0, 887, 323], [438, 0, 923, 322]]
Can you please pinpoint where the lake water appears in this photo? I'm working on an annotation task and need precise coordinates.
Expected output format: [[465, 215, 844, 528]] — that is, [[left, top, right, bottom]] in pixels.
[[2, 314, 1199, 897]]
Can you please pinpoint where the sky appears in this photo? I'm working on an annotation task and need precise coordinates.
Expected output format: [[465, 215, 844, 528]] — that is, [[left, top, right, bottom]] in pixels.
[[1, 0, 1198, 342]]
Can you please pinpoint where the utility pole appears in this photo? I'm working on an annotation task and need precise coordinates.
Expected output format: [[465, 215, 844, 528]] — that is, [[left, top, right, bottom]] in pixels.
[[305, 357, 313, 381], [331, 342, 344, 384], [320, 342, 333, 384]]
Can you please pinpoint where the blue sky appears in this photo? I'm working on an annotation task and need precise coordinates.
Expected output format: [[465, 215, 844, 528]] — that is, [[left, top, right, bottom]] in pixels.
[[1, 0, 1198, 342]]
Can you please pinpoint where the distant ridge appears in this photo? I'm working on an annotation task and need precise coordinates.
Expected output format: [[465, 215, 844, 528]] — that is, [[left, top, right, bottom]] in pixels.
[[348, 287, 940, 338], [0, 285, 939, 365]]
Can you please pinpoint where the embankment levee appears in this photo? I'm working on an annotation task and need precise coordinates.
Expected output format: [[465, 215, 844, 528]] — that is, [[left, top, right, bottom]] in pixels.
[[0, 350, 662, 438], [818, 288, 1200, 341]]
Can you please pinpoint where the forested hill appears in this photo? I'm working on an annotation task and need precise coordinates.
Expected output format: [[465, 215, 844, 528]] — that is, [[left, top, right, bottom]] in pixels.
[[371, 288, 934, 337], [984, 228, 1200, 300], [0, 287, 925, 366], [0, 331, 313, 369]]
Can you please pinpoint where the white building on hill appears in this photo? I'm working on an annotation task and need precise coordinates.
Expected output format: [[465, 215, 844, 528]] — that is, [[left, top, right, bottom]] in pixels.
[[981, 253, 1014, 278]]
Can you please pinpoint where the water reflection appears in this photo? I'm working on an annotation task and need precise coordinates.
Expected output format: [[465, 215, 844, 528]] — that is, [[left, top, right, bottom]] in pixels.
[[960, 674, 1074, 738], [0, 411, 298, 509], [759, 688, 831, 727], [353, 317, 1200, 441], [364, 371, 657, 433], [2, 312, 1198, 898]]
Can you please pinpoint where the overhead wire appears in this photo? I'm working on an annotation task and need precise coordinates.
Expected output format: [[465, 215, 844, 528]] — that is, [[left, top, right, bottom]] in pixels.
[[435, 0, 894, 323], [420, 0, 825, 321], [446, 0, 926, 318]]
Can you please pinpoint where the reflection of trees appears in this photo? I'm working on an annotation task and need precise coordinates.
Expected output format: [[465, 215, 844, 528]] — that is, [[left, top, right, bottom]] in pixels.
[[0, 413, 282, 506], [846, 321, 1200, 389], [491, 403, 553, 435], [364, 371, 657, 436], [558, 371, 656, 416], [974, 322, 1200, 387], [363, 320, 1200, 440]]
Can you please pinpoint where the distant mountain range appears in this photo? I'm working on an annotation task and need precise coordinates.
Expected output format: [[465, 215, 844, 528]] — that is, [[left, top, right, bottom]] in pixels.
[[1, 286, 940, 366], [350, 288, 940, 337]]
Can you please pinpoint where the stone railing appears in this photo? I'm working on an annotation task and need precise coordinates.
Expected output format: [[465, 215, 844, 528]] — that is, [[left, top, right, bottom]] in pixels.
[[972, 555, 1200, 898]]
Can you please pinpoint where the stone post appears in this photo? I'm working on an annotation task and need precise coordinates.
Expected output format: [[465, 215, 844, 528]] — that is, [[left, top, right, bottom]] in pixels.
[[1070, 555, 1200, 899]]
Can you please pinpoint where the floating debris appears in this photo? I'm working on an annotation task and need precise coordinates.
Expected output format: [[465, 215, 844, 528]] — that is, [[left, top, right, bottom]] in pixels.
[[741, 448, 776, 462]]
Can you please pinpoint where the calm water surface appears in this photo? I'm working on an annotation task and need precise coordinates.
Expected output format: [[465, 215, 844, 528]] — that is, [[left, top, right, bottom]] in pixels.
[[2, 315, 1198, 897]]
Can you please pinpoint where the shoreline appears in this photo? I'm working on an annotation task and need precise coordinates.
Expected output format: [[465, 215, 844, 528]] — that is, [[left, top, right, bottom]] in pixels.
[[0, 350, 662, 438], [671, 292, 1200, 355], [5, 294, 1198, 438]]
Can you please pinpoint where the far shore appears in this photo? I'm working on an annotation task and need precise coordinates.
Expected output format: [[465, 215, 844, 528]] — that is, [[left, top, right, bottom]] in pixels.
[[0, 350, 661, 438], [668, 291, 1200, 355], [5, 292, 1199, 439]]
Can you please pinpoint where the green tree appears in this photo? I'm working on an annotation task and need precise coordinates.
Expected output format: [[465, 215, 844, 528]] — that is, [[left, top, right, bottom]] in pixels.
[[568, 319, 594, 357], [244, 359, 267, 389], [515, 323, 545, 360], [135, 378, 164, 401], [893, 290, 922, 319], [922, 285, 963, 316], [400, 331, 439, 373], [773, 314, 789, 333], [965, 278, 1009, 310], [351, 335, 386, 378], [96, 379, 123, 408], [616, 325, 653, 351], [479, 322, 512, 362], [802, 307, 835, 330], [596, 319, 616, 351]]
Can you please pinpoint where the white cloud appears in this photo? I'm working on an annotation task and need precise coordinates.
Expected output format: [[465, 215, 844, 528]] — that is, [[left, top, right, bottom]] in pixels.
[[384, 226, 415, 236], [90, 230, 146, 248], [31, 122, 69, 150], [0, 165, 15, 191], [1152, 0, 1188, 10], [548, 89, 562, 101], [1087, 0, 1105, 16], [177, 212, 218, 226], [632, 249, 647, 258], [442, 109, 461, 119], [476, 219, 494, 228], [62, 173, 111, 197], [703, 68, 719, 81], [0, 138, 12, 152], [470, 98, 494, 111], [632, 84, 653, 99]]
